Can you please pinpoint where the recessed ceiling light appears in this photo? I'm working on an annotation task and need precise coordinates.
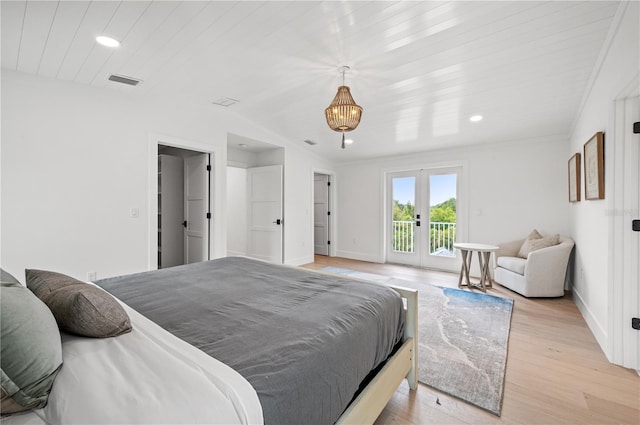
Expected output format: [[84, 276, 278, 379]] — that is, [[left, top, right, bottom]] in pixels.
[[469, 115, 483, 122], [345, 138, 354, 145], [96, 35, 120, 48]]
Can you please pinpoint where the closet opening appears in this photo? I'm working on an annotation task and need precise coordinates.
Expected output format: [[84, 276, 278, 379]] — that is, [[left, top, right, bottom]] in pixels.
[[157, 145, 211, 268], [313, 173, 331, 256]]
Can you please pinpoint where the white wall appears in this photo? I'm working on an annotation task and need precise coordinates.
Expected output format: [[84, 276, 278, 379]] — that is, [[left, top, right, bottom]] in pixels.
[[227, 147, 258, 167], [568, 1, 639, 357], [335, 136, 571, 272], [1, 71, 332, 281], [227, 146, 285, 168], [283, 147, 317, 265], [1, 71, 225, 281], [226, 166, 247, 256]]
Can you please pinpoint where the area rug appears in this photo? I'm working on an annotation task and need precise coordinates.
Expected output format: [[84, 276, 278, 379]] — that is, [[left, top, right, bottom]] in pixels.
[[320, 266, 514, 416]]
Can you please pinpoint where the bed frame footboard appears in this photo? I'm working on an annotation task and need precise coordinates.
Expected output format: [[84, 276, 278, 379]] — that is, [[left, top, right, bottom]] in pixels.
[[336, 284, 418, 425]]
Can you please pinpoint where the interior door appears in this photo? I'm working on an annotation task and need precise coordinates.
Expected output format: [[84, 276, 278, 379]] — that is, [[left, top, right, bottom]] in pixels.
[[314, 174, 330, 255], [184, 154, 210, 264], [387, 168, 460, 271], [612, 95, 640, 369], [633, 97, 640, 371], [158, 154, 184, 268], [247, 165, 283, 263]]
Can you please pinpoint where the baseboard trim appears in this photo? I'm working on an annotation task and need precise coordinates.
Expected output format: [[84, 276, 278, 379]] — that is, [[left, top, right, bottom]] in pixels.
[[573, 289, 610, 360], [226, 250, 246, 257], [335, 250, 383, 264], [285, 255, 314, 267]]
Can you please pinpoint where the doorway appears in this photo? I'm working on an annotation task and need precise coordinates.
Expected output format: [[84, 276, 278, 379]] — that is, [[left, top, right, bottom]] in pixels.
[[386, 167, 462, 271], [226, 134, 284, 264], [314, 173, 331, 256], [157, 145, 211, 268]]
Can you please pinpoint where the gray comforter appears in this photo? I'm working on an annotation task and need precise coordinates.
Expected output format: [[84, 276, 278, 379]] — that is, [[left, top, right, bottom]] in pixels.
[[96, 257, 405, 425]]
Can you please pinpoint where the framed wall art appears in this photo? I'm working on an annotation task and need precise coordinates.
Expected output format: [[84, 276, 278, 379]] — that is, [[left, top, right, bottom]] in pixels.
[[568, 153, 581, 202], [583, 131, 604, 200]]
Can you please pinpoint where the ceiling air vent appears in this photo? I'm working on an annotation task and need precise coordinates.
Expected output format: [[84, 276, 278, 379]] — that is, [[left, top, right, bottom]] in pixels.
[[211, 97, 239, 107], [108, 74, 141, 86], [304, 140, 317, 146]]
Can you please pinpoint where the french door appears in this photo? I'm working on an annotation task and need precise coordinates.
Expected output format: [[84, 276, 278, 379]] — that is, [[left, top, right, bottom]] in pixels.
[[387, 167, 462, 271]]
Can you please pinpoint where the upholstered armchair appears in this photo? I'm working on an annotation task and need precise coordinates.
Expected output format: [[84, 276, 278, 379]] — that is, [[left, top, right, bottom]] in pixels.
[[493, 232, 574, 297]]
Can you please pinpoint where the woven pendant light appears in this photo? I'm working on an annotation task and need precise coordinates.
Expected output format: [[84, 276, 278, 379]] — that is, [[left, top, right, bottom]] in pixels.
[[325, 66, 362, 149]]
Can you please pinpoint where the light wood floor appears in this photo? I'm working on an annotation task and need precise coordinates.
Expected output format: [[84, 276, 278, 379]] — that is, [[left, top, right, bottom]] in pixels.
[[302, 256, 640, 425]]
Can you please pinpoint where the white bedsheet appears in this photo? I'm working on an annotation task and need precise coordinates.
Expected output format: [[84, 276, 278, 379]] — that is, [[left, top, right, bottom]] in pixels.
[[2, 301, 263, 425]]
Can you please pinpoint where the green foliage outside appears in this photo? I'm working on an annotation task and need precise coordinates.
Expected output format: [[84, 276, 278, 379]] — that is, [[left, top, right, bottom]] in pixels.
[[392, 198, 457, 253], [429, 197, 456, 222], [393, 200, 415, 221]]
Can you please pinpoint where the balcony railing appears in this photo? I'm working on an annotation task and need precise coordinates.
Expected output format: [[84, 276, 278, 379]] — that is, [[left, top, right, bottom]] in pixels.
[[392, 221, 456, 257]]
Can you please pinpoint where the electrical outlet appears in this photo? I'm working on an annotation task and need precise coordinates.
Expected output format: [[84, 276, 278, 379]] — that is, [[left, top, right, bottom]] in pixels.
[[87, 272, 97, 282]]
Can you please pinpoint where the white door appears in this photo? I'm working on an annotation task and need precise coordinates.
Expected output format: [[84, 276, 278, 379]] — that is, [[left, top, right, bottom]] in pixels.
[[314, 174, 330, 255], [633, 97, 640, 370], [158, 154, 184, 268], [387, 171, 421, 266], [184, 154, 210, 264], [387, 168, 461, 271], [247, 165, 283, 263], [424, 171, 459, 270], [610, 95, 640, 369]]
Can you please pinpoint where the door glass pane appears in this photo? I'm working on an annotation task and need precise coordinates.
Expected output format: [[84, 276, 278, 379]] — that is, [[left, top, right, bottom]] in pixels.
[[429, 174, 456, 257], [392, 177, 415, 253]]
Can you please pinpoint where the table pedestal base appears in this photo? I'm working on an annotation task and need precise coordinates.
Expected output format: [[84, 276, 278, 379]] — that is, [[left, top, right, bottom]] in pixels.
[[456, 247, 495, 292]]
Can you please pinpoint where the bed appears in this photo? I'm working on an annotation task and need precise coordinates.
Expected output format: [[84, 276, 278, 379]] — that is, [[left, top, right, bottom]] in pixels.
[[2, 257, 417, 425]]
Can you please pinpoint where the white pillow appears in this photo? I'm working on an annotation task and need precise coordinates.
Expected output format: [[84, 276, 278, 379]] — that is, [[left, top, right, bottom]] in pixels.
[[518, 234, 559, 258], [517, 229, 542, 258]]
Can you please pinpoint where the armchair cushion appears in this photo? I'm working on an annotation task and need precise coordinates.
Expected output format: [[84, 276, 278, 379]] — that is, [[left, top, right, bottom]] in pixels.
[[496, 256, 526, 275]]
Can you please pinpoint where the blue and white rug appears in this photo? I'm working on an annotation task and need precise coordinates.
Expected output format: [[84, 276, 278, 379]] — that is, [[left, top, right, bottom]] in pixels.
[[321, 266, 514, 416]]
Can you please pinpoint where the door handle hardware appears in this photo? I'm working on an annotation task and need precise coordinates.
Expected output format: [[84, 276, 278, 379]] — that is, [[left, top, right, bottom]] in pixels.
[[273, 219, 282, 225], [416, 221, 421, 227], [182, 221, 187, 228]]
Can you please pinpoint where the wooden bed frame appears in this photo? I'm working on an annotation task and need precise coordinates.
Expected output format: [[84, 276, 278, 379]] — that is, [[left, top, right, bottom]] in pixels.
[[336, 284, 418, 425]]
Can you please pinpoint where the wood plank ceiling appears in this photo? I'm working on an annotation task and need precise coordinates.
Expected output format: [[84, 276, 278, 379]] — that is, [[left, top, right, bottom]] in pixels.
[[1, 1, 624, 162]]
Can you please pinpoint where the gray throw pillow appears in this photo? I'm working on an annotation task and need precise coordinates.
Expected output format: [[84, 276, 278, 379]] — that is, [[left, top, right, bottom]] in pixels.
[[0, 268, 21, 286], [1, 276, 63, 415], [26, 269, 132, 338]]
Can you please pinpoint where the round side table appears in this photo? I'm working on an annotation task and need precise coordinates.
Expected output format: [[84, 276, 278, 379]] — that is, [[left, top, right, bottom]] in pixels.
[[453, 243, 499, 292]]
